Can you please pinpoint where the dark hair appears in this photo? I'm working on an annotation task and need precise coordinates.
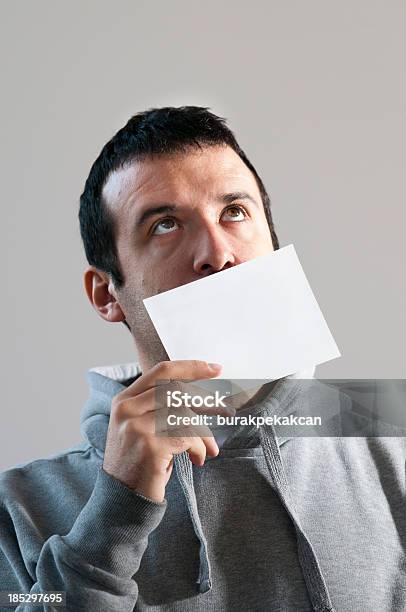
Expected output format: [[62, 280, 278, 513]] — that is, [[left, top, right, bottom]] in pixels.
[[79, 106, 279, 288]]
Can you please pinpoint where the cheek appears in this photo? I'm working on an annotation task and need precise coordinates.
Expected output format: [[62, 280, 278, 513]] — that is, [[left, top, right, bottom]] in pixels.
[[255, 221, 275, 247], [234, 222, 274, 256], [241, 242, 273, 261], [138, 268, 178, 298], [139, 272, 159, 296], [258, 237, 275, 256]]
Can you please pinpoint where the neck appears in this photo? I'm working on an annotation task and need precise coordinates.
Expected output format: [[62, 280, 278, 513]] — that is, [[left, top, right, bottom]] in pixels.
[[135, 341, 169, 375]]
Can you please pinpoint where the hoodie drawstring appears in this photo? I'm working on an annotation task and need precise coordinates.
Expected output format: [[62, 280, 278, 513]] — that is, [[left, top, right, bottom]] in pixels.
[[174, 452, 212, 593]]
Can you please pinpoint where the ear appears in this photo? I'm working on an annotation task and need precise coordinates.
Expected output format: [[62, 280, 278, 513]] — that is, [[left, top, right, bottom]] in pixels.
[[83, 266, 125, 323]]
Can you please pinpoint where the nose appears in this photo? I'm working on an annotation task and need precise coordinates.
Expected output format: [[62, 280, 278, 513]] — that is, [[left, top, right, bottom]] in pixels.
[[193, 225, 236, 276]]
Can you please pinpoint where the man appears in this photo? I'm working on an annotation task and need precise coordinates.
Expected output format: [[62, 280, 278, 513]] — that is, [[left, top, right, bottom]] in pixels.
[[0, 107, 405, 611]]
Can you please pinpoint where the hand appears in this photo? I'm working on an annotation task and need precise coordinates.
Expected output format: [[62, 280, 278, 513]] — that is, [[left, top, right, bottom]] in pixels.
[[103, 360, 225, 502]]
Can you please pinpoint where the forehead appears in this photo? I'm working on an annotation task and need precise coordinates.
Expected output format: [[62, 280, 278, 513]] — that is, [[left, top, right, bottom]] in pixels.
[[102, 145, 261, 213]]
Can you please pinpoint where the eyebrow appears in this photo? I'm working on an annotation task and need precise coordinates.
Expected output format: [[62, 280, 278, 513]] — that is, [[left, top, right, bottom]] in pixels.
[[134, 191, 259, 230], [135, 205, 178, 230], [220, 191, 259, 208]]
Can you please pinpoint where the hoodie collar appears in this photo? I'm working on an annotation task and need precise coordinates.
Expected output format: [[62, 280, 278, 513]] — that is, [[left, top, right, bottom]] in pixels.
[[80, 363, 141, 453]]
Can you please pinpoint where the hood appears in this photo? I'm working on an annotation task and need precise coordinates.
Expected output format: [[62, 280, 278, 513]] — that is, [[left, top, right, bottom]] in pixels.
[[80, 363, 335, 612], [80, 363, 142, 454]]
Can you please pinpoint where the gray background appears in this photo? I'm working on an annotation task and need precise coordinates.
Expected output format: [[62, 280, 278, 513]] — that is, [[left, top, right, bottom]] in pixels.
[[1, 1, 405, 470]]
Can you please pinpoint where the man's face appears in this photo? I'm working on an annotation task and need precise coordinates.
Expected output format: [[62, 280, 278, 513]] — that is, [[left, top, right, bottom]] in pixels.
[[103, 144, 274, 368]]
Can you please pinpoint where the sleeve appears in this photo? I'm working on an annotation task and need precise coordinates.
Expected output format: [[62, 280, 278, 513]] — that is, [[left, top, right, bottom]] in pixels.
[[0, 467, 167, 611]]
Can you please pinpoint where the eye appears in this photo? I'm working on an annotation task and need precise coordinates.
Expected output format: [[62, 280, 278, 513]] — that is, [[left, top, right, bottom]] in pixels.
[[221, 205, 247, 222], [152, 218, 180, 235]]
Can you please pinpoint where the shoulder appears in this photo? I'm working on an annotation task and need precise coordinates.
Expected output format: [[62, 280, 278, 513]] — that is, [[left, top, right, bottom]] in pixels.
[[0, 442, 100, 510]]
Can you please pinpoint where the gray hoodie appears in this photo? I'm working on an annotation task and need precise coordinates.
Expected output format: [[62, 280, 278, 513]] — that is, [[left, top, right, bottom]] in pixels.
[[0, 364, 405, 611]]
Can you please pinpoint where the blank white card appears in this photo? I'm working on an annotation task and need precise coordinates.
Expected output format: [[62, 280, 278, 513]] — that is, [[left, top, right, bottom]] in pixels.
[[143, 244, 341, 380]]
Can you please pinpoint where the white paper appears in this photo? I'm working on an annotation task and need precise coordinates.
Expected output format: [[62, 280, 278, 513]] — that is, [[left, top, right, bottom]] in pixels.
[[143, 244, 341, 380]]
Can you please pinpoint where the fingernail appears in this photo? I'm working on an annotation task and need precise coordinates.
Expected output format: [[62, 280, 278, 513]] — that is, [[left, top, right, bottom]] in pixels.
[[208, 362, 222, 373]]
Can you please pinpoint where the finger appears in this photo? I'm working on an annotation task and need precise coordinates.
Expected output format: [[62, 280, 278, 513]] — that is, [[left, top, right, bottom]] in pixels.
[[156, 404, 216, 438], [186, 436, 209, 466], [201, 435, 219, 458], [187, 436, 219, 464], [158, 379, 236, 417], [126, 405, 217, 443], [112, 387, 157, 419], [153, 406, 219, 457], [118, 360, 222, 398]]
